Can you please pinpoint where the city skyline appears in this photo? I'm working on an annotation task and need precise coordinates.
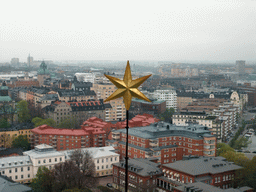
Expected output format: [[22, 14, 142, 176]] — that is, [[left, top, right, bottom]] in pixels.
[[1, 0, 256, 62]]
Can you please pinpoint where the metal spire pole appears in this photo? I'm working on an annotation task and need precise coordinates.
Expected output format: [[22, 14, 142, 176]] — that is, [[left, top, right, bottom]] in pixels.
[[125, 110, 129, 192]]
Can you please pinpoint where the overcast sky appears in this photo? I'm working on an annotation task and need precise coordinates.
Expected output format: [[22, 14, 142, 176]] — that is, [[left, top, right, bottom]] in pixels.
[[1, 0, 256, 63]]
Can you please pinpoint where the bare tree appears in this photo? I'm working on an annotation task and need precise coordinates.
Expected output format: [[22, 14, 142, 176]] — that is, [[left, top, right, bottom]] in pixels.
[[52, 161, 84, 192], [70, 149, 98, 188]]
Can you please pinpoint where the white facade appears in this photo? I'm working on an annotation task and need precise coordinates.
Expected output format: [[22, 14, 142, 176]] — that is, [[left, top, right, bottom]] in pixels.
[[75, 73, 96, 83], [153, 89, 177, 110], [0, 144, 119, 183]]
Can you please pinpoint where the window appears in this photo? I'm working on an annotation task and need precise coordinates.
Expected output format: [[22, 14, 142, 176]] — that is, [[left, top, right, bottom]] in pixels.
[[102, 159, 104, 163], [97, 166, 99, 170], [21, 175, 23, 179], [106, 158, 108, 162], [15, 168, 17, 172], [15, 176, 18, 179], [21, 167, 23, 172], [218, 177, 220, 183], [215, 177, 217, 183], [43, 159, 46, 163], [223, 176, 225, 181], [102, 165, 104, 169], [55, 158, 57, 162], [49, 159, 51, 163], [38, 160, 41, 164], [110, 158, 112, 162], [60, 157, 62, 162], [97, 159, 99, 163], [28, 174, 30, 178]]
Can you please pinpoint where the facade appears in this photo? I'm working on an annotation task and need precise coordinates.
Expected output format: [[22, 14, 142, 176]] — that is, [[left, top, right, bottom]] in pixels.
[[42, 100, 108, 125], [236, 60, 246, 75], [107, 122, 217, 164], [159, 156, 242, 190], [172, 112, 222, 142], [153, 89, 177, 110], [57, 90, 96, 102], [92, 83, 126, 121], [0, 144, 119, 184], [130, 98, 166, 116], [31, 124, 106, 150], [113, 158, 163, 192], [63, 146, 119, 177], [27, 55, 33, 67]]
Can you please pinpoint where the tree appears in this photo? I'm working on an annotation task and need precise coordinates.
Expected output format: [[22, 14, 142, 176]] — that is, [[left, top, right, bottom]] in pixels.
[[70, 149, 98, 188], [58, 115, 80, 129], [16, 100, 31, 123], [32, 117, 56, 128], [157, 108, 175, 123], [0, 133, 12, 148], [12, 135, 30, 150], [0, 118, 10, 128], [233, 136, 252, 150], [31, 166, 54, 192]]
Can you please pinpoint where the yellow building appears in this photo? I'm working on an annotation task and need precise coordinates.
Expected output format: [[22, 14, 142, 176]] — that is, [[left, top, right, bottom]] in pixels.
[[0, 128, 32, 148], [92, 83, 126, 121]]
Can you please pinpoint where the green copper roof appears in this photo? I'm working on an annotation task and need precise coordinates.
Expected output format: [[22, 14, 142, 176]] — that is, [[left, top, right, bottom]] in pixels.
[[0, 96, 12, 102], [38, 61, 50, 75]]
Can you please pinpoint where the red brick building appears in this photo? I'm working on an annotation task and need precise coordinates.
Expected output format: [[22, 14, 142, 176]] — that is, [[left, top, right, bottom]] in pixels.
[[14, 80, 39, 88], [107, 122, 217, 164], [31, 124, 106, 150], [113, 158, 163, 192], [158, 156, 242, 190]]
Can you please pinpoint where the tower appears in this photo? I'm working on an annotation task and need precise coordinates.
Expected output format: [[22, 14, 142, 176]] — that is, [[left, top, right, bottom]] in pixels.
[[236, 60, 246, 75], [27, 54, 33, 68]]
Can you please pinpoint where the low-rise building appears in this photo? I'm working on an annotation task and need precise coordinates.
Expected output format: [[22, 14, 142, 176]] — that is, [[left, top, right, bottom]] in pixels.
[[158, 156, 244, 191], [113, 158, 163, 192]]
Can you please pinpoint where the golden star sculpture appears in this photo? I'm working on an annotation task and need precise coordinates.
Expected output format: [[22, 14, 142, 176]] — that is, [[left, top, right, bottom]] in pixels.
[[104, 60, 151, 110]]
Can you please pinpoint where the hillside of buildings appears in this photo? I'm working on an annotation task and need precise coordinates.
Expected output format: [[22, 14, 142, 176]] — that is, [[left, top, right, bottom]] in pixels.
[[1, 60, 256, 191]]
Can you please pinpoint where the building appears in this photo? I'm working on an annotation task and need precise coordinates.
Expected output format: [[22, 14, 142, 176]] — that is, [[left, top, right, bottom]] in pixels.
[[92, 83, 126, 121], [172, 112, 222, 142], [130, 98, 166, 116], [0, 123, 34, 148], [63, 146, 119, 177], [27, 55, 33, 67], [236, 60, 246, 75], [11, 58, 19, 66], [0, 144, 119, 183], [57, 89, 96, 102], [159, 156, 242, 190], [31, 124, 106, 150], [37, 61, 51, 86], [42, 100, 108, 125], [113, 158, 163, 192], [0, 175, 32, 191], [107, 122, 217, 164], [153, 89, 177, 110], [172, 182, 253, 192]]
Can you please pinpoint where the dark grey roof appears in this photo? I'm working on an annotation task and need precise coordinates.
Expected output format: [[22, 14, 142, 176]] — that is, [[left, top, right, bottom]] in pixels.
[[58, 90, 96, 97], [72, 82, 92, 88], [112, 122, 213, 140], [113, 158, 162, 177], [174, 181, 253, 192], [39, 94, 58, 101], [0, 175, 32, 192], [0, 148, 24, 157], [163, 156, 242, 176]]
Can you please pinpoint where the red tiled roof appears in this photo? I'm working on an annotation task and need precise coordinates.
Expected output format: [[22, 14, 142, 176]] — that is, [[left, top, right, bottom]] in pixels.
[[32, 124, 105, 136]]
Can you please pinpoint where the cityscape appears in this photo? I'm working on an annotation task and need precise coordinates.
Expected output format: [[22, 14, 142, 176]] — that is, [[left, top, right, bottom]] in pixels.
[[1, 1, 256, 192]]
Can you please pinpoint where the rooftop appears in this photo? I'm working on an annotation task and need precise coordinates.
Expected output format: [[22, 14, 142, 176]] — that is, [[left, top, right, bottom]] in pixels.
[[163, 156, 242, 176], [112, 122, 214, 140]]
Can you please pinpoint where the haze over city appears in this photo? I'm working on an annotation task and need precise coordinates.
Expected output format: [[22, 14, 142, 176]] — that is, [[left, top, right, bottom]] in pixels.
[[1, 0, 256, 63]]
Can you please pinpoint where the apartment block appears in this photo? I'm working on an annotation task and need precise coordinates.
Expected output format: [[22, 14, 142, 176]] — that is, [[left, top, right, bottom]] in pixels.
[[153, 89, 177, 110], [107, 122, 217, 164], [31, 125, 106, 150], [92, 83, 126, 121]]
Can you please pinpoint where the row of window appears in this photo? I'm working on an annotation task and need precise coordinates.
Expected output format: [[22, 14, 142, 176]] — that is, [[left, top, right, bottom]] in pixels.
[[96, 164, 113, 170], [38, 157, 62, 164], [96, 157, 117, 163]]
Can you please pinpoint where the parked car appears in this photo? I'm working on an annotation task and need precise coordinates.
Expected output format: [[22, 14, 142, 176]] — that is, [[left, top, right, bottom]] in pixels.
[[106, 183, 113, 188]]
